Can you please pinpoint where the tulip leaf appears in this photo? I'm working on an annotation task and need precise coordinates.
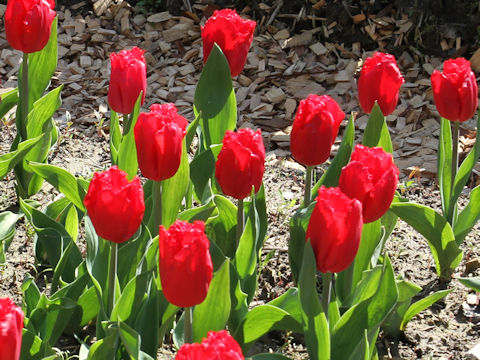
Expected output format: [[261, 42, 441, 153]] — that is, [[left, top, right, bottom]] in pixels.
[[194, 44, 237, 147], [0, 211, 23, 263], [190, 144, 222, 203], [186, 111, 201, 150], [438, 117, 453, 220], [28, 162, 86, 211], [118, 321, 144, 359], [109, 110, 121, 165], [20, 328, 56, 360], [0, 87, 18, 120], [0, 135, 44, 179], [312, 113, 355, 196], [390, 200, 462, 281], [205, 195, 237, 258], [454, 184, 480, 244], [134, 279, 160, 357], [88, 331, 118, 360], [450, 111, 480, 225], [458, 276, 480, 292], [178, 200, 216, 223], [331, 257, 398, 360], [362, 102, 393, 153], [193, 259, 231, 342]]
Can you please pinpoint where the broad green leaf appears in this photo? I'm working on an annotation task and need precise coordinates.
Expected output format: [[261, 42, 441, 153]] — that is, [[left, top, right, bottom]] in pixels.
[[0, 135, 43, 179], [362, 102, 393, 153], [0, 211, 23, 263], [134, 279, 160, 358], [21, 275, 41, 318], [269, 287, 302, 325], [109, 110, 121, 165], [178, 200, 216, 223], [458, 276, 480, 292], [438, 118, 453, 218], [454, 185, 480, 244], [119, 321, 141, 359], [25, 86, 63, 140], [206, 195, 237, 258], [312, 114, 355, 197], [186, 111, 201, 149], [20, 328, 55, 360], [28, 162, 85, 211], [190, 144, 222, 203], [88, 331, 118, 360], [76, 286, 100, 327], [298, 242, 330, 360], [193, 260, 231, 342], [390, 201, 462, 280], [0, 88, 18, 120], [194, 44, 237, 147]]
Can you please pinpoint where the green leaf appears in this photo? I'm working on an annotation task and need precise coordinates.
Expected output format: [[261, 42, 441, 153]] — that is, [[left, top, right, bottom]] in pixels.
[[454, 184, 480, 244], [134, 279, 160, 358], [194, 44, 237, 147], [438, 118, 452, 217], [298, 242, 330, 360], [362, 102, 392, 153], [25, 86, 63, 140], [400, 288, 452, 330], [0, 88, 18, 120], [193, 260, 231, 342], [0, 135, 43, 179], [458, 276, 480, 292], [88, 331, 118, 360], [190, 144, 222, 203], [312, 114, 355, 196], [119, 321, 141, 359], [109, 110, 121, 165], [206, 195, 237, 258], [28, 162, 86, 211], [390, 200, 462, 280], [0, 211, 23, 263], [186, 111, 201, 149], [178, 200, 216, 223], [20, 328, 55, 360]]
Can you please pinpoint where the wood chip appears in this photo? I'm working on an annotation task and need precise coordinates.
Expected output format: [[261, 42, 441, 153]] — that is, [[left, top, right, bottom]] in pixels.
[[266, 87, 286, 104]]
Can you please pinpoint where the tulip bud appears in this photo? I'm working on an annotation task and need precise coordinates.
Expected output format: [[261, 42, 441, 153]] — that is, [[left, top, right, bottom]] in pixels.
[[358, 52, 404, 116], [290, 94, 345, 166], [134, 104, 188, 181], [201, 9, 256, 77], [5, 0, 56, 54], [339, 144, 399, 223], [307, 186, 363, 273], [84, 166, 145, 243], [431, 58, 478, 123], [108, 47, 147, 115], [176, 330, 244, 360], [215, 128, 265, 200], [0, 298, 24, 360], [159, 220, 213, 308]]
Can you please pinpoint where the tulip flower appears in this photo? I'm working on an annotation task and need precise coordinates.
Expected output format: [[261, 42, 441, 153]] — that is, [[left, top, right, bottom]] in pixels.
[[0, 298, 24, 360], [201, 9, 256, 77], [358, 52, 404, 116], [5, 0, 56, 53], [339, 144, 399, 223], [159, 220, 213, 308], [306, 186, 363, 273], [431, 58, 478, 123], [134, 103, 188, 182], [215, 128, 265, 200], [84, 166, 145, 244], [176, 330, 244, 360], [290, 94, 345, 167], [108, 47, 147, 115]]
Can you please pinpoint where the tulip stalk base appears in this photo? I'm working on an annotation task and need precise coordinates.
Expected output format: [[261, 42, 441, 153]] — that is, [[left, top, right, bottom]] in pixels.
[[448, 121, 460, 224], [322, 272, 332, 322], [236, 198, 244, 246], [304, 166, 313, 207], [108, 241, 118, 316], [184, 306, 193, 344], [20, 53, 29, 140]]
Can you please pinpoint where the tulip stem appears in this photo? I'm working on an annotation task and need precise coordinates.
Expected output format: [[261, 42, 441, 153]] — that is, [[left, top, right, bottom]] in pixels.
[[108, 241, 118, 316], [236, 198, 244, 246], [449, 121, 459, 224], [20, 53, 29, 140], [153, 181, 162, 229], [184, 306, 193, 344], [322, 272, 332, 322], [304, 166, 313, 207]]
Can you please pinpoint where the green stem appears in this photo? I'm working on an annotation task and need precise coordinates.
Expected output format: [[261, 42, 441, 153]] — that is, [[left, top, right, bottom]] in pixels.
[[448, 121, 460, 224], [236, 198, 244, 247], [108, 241, 118, 316], [153, 181, 163, 230], [20, 53, 29, 140], [322, 272, 332, 322], [184, 306, 193, 344], [304, 166, 313, 207]]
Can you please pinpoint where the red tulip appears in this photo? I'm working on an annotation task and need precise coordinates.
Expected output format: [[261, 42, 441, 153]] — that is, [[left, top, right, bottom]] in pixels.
[[108, 47, 147, 115], [201, 9, 256, 77], [358, 52, 404, 116], [431, 58, 478, 122], [0, 298, 24, 360], [215, 128, 265, 200], [5, 0, 56, 54], [290, 94, 345, 166], [159, 220, 213, 308], [84, 166, 145, 243], [306, 186, 363, 273], [134, 103, 188, 181], [176, 330, 244, 360], [339, 144, 399, 223]]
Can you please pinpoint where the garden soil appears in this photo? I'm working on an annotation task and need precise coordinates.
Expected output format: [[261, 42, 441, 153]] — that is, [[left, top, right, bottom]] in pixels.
[[1, 0, 480, 358]]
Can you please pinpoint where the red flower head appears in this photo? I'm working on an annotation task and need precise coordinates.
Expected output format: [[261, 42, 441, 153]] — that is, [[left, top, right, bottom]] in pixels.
[[134, 103, 188, 181], [176, 330, 244, 360], [0, 298, 24, 360], [290, 94, 345, 166], [431, 58, 478, 122], [215, 128, 265, 200], [108, 47, 147, 114], [306, 186, 363, 273], [358, 52, 404, 116], [5, 0, 56, 53], [201, 9, 256, 77], [84, 166, 145, 243], [159, 220, 213, 308], [339, 144, 399, 223]]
